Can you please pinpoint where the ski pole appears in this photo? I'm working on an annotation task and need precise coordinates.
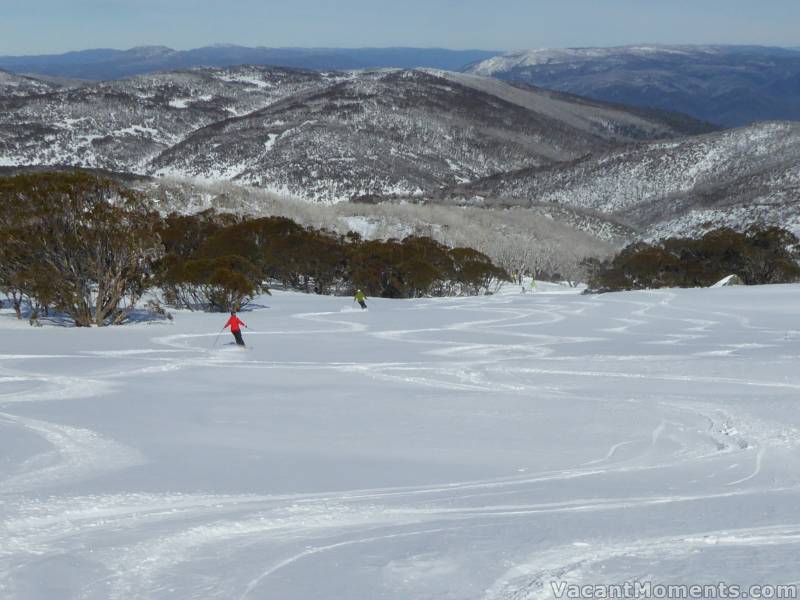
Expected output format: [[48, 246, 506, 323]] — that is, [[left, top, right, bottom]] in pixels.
[[212, 326, 225, 349]]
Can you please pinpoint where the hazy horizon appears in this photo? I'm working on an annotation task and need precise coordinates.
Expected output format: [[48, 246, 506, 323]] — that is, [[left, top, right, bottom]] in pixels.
[[2, 41, 799, 59], [2, 0, 799, 56]]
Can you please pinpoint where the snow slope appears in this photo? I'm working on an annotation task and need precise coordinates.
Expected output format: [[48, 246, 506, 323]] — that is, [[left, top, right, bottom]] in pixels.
[[2, 284, 800, 598]]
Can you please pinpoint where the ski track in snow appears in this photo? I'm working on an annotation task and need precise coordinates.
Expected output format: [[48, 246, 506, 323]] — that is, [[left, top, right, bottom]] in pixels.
[[482, 523, 800, 600], [1, 286, 800, 598]]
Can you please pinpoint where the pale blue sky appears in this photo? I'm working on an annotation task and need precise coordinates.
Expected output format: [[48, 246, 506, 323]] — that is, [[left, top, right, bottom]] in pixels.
[[2, 0, 799, 55]]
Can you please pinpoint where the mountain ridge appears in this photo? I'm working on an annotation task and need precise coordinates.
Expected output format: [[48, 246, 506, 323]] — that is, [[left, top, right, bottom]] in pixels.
[[465, 44, 800, 126], [0, 46, 501, 80], [442, 121, 800, 239], [0, 65, 711, 203], [145, 68, 713, 201], [2, 63, 796, 245]]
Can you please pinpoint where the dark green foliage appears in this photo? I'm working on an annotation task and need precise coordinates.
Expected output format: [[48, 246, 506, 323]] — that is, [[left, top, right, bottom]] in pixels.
[[0, 172, 162, 326], [156, 210, 265, 311], [1, 172, 509, 323], [448, 247, 508, 296], [197, 216, 346, 294], [587, 227, 800, 292], [346, 236, 506, 298], [161, 255, 261, 313], [157, 214, 508, 305], [158, 209, 240, 257]]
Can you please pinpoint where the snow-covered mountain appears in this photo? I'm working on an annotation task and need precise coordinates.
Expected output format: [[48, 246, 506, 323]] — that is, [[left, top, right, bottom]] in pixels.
[[0, 69, 66, 97], [3, 62, 798, 242], [447, 121, 800, 239], [466, 45, 800, 127], [151, 69, 712, 201], [0, 66, 345, 170], [0, 66, 711, 200]]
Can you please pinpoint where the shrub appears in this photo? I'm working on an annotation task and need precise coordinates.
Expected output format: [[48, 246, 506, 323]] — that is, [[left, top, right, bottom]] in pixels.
[[347, 237, 508, 298], [159, 255, 262, 312], [1, 172, 511, 323], [587, 227, 800, 291], [0, 172, 162, 326], [156, 214, 509, 303]]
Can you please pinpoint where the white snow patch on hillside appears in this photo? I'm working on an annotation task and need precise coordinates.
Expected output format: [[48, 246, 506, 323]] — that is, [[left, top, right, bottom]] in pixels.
[[216, 75, 273, 89], [169, 94, 213, 109], [712, 275, 740, 287], [469, 45, 722, 76], [263, 133, 279, 152], [341, 215, 379, 237]]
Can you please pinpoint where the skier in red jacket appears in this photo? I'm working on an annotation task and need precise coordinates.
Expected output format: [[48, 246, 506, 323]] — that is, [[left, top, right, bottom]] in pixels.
[[223, 311, 247, 347]]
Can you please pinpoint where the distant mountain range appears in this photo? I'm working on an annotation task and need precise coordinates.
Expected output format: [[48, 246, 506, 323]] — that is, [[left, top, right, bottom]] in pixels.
[[466, 45, 800, 127], [1, 62, 798, 243], [0, 66, 711, 203], [0, 45, 499, 80], [3, 44, 799, 128]]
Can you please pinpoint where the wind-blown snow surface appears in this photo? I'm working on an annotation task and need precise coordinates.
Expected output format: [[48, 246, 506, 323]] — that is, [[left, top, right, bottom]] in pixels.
[[2, 284, 800, 599]]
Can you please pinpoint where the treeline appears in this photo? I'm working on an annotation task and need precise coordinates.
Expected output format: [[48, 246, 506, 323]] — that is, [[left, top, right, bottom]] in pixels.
[[145, 176, 616, 282], [586, 226, 800, 292], [0, 172, 507, 326]]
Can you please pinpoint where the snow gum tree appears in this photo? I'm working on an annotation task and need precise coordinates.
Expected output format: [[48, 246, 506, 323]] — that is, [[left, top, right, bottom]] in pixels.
[[159, 254, 261, 312], [0, 172, 163, 326], [586, 226, 800, 291], [154, 209, 509, 305]]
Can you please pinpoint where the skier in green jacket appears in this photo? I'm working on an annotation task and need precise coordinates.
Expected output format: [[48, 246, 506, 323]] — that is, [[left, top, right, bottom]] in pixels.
[[355, 289, 368, 310]]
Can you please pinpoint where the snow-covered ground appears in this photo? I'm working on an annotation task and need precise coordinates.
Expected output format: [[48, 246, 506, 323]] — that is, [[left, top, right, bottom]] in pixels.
[[2, 283, 800, 599]]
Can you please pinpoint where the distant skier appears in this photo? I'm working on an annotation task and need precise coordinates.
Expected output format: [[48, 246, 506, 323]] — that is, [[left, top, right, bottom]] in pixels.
[[522, 278, 536, 294], [355, 289, 368, 310], [223, 310, 247, 346]]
